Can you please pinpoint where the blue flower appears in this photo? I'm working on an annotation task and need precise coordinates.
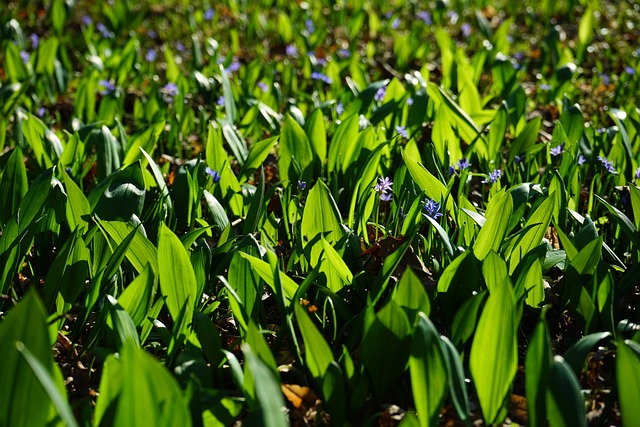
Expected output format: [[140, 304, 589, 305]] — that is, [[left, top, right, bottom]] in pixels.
[[391, 17, 400, 30], [483, 169, 502, 184], [297, 180, 307, 191], [161, 83, 179, 102], [176, 41, 185, 52], [336, 102, 344, 115], [216, 96, 225, 106], [257, 81, 269, 92], [338, 49, 351, 58], [597, 155, 617, 174], [374, 86, 386, 102], [145, 48, 157, 62], [96, 23, 112, 38], [423, 199, 443, 220], [461, 23, 472, 38], [417, 11, 432, 25], [395, 126, 408, 138], [205, 167, 221, 183], [448, 165, 456, 176], [540, 84, 552, 91], [30, 33, 39, 49], [578, 154, 586, 165], [305, 18, 315, 34], [19, 51, 30, 64], [226, 58, 241, 74], [406, 97, 414, 106], [514, 155, 523, 164], [625, 66, 635, 76], [37, 107, 46, 117], [204, 8, 214, 21], [286, 44, 298, 57], [550, 144, 564, 157], [457, 158, 471, 170], [81, 15, 92, 27], [311, 71, 332, 84], [635, 167, 640, 180], [374, 176, 393, 201], [98, 79, 116, 95], [602, 73, 610, 85]]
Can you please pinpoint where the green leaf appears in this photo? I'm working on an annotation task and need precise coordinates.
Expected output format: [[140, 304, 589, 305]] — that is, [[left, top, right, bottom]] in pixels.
[[440, 336, 470, 421], [106, 295, 141, 348], [508, 195, 554, 273], [228, 238, 262, 318], [469, 272, 518, 424], [122, 121, 165, 167], [306, 108, 327, 169], [239, 136, 277, 182], [401, 148, 453, 213], [118, 264, 156, 327], [318, 238, 353, 292], [361, 301, 412, 397], [158, 223, 197, 333], [242, 344, 288, 427], [525, 313, 553, 427], [113, 343, 192, 426], [294, 303, 336, 382], [98, 220, 158, 275], [327, 113, 359, 174], [279, 114, 313, 184], [62, 170, 91, 233], [91, 162, 146, 222], [393, 268, 431, 324], [523, 258, 545, 308], [409, 313, 448, 427], [473, 189, 513, 260], [35, 37, 59, 76], [0, 147, 28, 226], [239, 252, 299, 302], [301, 180, 344, 265], [546, 356, 587, 427], [17, 343, 78, 427], [509, 116, 541, 162], [563, 332, 611, 376], [617, 340, 640, 427], [0, 292, 64, 427]]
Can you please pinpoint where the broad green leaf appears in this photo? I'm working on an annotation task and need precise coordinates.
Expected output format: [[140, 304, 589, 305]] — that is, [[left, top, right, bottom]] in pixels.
[[301, 180, 344, 265], [114, 343, 192, 427], [35, 37, 59, 76], [279, 114, 313, 185], [242, 344, 288, 427], [122, 121, 165, 167], [546, 356, 586, 427], [91, 162, 146, 222], [0, 147, 28, 226], [106, 295, 140, 348], [62, 171, 91, 233], [440, 336, 470, 421], [294, 303, 336, 382], [203, 190, 230, 231], [525, 314, 553, 427], [93, 356, 122, 427], [118, 264, 156, 327], [409, 313, 448, 427], [318, 238, 353, 292], [239, 136, 277, 182], [239, 252, 298, 301], [563, 332, 611, 376], [17, 343, 78, 427], [361, 301, 412, 397], [327, 113, 359, 174], [508, 195, 554, 273], [393, 268, 431, 324], [158, 223, 197, 333], [617, 340, 640, 427], [509, 116, 541, 161], [523, 258, 545, 308], [473, 189, 513, 260], [228, 238, 262, 318], [98, 220, 158, 274], [306, 108, 327, 168], [0, 292, 65, 427], [470, 274, 517, 424], [482, 251, 509, 294], [402, 148, 453, 213]]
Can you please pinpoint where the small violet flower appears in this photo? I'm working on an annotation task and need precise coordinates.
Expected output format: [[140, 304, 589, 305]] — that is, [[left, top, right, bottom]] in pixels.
[[540, 84, 552, 91], [336, 102, 344, 115], [483, 169, 502, 184], [257, 81, 269, 92], [297, 180, 307, 191], [635, 167, 640, 180], [286, 44, 298, 57], [311, 71, 332, 84], [338, 48, 351, 58], [461, 23, 472, 38], [305, 18, 315, 34], [514, 155, 523, 164], [19, 51, 30, 64], [423, 199, 443, 220], [374, 86, 386, 102], [81, 15, 92, 27], [578, 154, 586, 165], [417, 11, 432, 25], [96, 23, 112, 38], [216, 96, 225, 106], [374, 176, 393, 201], [37, 107, 46, 118], [204, 8, 214, 21], [597, 155, 617, 174], [625, 66, 635, 76], [30, 33, 39, 49], [391, 17, 400, 30], [145, 48, 157, 62], [457, 158, 471, 171], [98, 79, 115, 95], [550, 144, 564, 157], [176, 41, 185, 52], [226, 58, 241, 74], [406, 97, 414, 106], [205, 167, 221, 183], [395, 126, 408, 139], [161, 83, 179, 102]]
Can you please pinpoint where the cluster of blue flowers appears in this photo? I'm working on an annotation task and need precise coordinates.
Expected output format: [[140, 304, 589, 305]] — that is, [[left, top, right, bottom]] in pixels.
[[597, 156, 617, 174], [374, 176, 393, 202], [423, 199, 443, 220], [311, 71, 332, 84]]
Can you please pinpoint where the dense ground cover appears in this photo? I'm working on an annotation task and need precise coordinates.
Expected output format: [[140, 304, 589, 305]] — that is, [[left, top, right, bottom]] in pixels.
[[1, 0, 640, 425]]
